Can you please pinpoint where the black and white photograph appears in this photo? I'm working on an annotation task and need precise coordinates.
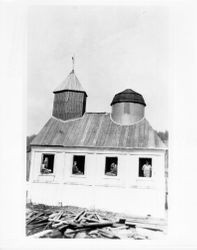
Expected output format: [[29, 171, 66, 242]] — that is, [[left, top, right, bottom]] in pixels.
[[1, 0, 197, 249], [26, 5, 169, 239]]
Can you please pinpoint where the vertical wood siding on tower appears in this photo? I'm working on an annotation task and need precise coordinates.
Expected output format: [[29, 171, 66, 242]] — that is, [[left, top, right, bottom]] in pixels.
[[52, 91, 86, 121]]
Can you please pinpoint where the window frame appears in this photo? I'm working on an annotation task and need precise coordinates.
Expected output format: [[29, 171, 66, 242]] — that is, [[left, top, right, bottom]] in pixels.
[[104, 156, 118, 178], [71, 155, 86, 177], [40, 153, 55, 175], [138, 157, 153, 179]]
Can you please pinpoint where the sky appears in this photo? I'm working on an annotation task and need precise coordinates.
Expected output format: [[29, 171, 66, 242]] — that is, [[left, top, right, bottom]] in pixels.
[[27, 5, 171, 136]]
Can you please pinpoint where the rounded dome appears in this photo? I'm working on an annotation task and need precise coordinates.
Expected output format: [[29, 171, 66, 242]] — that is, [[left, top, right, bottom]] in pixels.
[[111, 89, 146, 106], [111, 89, 146, 125]]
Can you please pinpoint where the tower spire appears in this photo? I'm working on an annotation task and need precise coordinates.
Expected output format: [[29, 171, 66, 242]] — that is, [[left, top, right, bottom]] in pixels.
[[72, 55, 75, 72]]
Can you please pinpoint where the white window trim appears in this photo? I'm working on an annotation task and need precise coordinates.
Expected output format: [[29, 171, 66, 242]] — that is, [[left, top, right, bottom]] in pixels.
[[38, 174, 55, 177], [104, 156, 119, 178], [70, 174, 87, 178], [40, 153, 56, 175], [70, 154, 87, 178], [136, 177, 154, 182], [103, 176, 120, 180], [137, 157, 153, 180]]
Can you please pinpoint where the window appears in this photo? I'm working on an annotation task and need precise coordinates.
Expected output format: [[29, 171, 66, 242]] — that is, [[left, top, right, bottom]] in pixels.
[[41, 154, 54, 174], [105, 157, 118, 176], [124, 103, 130, 114], [72, 155, 85, 175], [139, 158, 152, 178]]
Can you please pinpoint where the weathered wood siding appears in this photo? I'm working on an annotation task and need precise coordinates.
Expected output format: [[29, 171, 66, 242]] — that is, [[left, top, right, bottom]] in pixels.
[[26, 151, 31, 181], [31, 113, 167, 149], [52, 91, 86, 120]]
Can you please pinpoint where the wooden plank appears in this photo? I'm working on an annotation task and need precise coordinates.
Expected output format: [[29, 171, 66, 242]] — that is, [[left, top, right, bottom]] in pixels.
[[125, 221, 165, 231], [76, 221, 113, 229], [125, 124, 133, 147], [28, 230, 53, 238], [77, 114, 92, 146], [138, 120, 145, 147], [98, 229, 120, 239], [84, 114, 101, 146], [95, 115, 110, 147], [104, 121, 120, 147], [48, 120, 62, 145], [92, 114, 106, 146], [125, 218, 167, 226], [27, 212, 44, 225], [52, 91, 85, 121], [135, 227, 165, 239], [71, 114, 89, 146], [48, 218, 68, 224], [41, 119, 59, 145], [73, 209, 87, 222], [32, 114, 167, 149], [118, 126, 126, 147], [31, 118, 53, 146], [62, 120, 77, 146]]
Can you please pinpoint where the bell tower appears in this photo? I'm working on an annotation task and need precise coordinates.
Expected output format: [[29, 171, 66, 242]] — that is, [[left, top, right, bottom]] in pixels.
[[52, 58, 87, 121]]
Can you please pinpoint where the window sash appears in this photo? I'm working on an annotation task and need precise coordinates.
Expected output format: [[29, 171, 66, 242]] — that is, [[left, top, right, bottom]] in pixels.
[[105, 157, 118, 176], [41, 154, 55, 174], [138, 158, 152, 178], [72, 155, 85, 175]]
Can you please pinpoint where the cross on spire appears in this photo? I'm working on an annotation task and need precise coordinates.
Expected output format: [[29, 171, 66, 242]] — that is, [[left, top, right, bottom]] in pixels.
[[72, 55, 75, 72]]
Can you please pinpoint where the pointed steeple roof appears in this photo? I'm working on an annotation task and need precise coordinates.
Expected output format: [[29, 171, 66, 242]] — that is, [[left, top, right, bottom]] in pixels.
[[53, 70, 87, 95]]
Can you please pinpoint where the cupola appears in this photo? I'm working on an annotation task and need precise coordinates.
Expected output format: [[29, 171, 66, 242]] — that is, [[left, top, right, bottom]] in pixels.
[[52, 58, 87, 121], [111, 89, 146, 125]]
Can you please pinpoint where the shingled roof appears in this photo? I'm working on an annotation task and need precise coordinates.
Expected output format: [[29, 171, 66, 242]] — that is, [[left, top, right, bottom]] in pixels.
[[53, 70, 87, 95], [111, 89, 146, 106], [31, 113, 166, 150]]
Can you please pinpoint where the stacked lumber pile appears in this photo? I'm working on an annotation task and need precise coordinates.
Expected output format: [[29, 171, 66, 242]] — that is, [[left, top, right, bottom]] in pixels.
[[26, 206, 167, 239]]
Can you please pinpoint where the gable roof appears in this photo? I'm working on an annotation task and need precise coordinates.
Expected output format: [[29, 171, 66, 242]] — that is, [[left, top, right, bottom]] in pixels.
[[31, 113, 167, 150], [53, 70, 87, 95]]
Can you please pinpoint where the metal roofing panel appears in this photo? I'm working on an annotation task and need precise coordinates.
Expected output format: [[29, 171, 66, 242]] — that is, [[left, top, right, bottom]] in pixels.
[[31, 113, 167, 149]]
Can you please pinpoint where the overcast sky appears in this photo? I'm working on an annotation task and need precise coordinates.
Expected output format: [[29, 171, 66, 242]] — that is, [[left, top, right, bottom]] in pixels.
[[27, 5, 171, 136]]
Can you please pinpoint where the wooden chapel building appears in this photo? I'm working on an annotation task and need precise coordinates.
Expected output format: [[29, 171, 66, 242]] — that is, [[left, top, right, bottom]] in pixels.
[[29, 64, 167, 218]]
